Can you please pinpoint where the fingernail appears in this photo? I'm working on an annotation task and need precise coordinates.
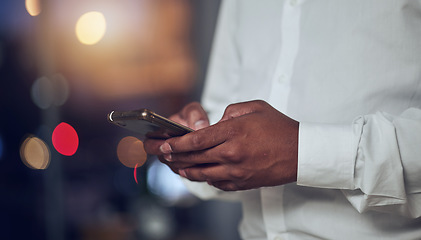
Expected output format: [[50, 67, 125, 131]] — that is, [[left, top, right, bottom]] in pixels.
[[179, 169, 187, 178], [163, 154, 172, 162], [194, 120, 207, 130], [159, 142, 172, 154]]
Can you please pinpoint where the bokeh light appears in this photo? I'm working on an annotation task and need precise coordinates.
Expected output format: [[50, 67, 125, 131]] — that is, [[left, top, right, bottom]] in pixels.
[[134, 163, 139, 184], [31, 74, 70, 109], [20, 135, 50, 170], [51, 74, 70, 106], [75, 11, 107, 45], [52, 122, 79, 156], [25, 0, 41, 17], [117, 136, 147, 168], [31, 76, 54, 109], [147, 159, 191, 204]]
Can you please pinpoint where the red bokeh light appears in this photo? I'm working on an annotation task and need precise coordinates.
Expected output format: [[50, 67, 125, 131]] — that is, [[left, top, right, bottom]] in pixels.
[[52, 122, 79, 156], [134, 163, 139, 184]]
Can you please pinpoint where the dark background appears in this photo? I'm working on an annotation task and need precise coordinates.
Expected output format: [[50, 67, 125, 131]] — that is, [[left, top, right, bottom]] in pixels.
[[0, 1, 242, 240]]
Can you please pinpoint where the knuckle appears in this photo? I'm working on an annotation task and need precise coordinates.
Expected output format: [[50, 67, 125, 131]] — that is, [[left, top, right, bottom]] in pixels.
[[228, 168, 246, 180], [225, 103, 240, 116], [184, 102, 202, 116], [181, 169, 192, 180], [187, 101, 200, 108], [220, 148, 238, 162], [220, 145, 243, 163], [190, 134, 204, 149], [198, 171, 208, 181], [252, 100, 267, 110], [226, 103, 237, 110], [223, 183, 239, 191], [254, 99, 266, 105], [192, 168, 206, 180], [184, 168, 207, 182]]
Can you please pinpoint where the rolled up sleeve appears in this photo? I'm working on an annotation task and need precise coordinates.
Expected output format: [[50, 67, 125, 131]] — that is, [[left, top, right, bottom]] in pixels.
[[297, 108, 421, 218]]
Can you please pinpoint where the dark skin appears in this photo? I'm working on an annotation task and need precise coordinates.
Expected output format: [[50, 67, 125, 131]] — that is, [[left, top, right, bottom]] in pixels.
[[143, 100, 299, 191]]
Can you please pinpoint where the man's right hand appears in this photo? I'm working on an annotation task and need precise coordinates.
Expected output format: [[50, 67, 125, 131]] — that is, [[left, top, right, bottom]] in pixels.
[[167, 102, 210, 131], [143, 102, 210, 173]]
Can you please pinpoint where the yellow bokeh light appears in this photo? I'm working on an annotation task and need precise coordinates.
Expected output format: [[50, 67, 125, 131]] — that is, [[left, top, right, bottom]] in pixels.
[[25, 0, 41, 17], [75, 11, 107, 45], [117, 136, 147, 168], [20, 136, 50, 170]]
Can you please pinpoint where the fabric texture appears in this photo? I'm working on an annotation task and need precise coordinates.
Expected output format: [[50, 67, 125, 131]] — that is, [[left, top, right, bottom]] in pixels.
[[184, 0, 421, 239]]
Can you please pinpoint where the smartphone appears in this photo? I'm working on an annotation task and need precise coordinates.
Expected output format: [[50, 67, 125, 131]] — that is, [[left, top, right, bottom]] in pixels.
[[108, 109, 193, 140]]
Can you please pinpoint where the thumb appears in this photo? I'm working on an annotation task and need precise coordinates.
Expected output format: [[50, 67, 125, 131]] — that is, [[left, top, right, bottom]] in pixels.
[[219, 100, 265, 122], [180, 102, 210, 130]]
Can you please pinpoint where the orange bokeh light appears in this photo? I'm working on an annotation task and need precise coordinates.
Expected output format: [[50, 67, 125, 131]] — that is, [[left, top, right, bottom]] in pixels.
[[20, 135, 50, 170], [25, 0, 41, 17], [117, 136, 147, 168]]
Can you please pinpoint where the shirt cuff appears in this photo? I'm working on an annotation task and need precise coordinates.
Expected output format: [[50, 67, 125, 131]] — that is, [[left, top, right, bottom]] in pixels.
[[297, 122, 357, 189]]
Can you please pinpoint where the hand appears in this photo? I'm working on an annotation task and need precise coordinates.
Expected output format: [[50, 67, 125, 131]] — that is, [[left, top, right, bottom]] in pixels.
[[145, 100, 299, 191], [164, 102, 210, 131], [143, 102, 210, 172]]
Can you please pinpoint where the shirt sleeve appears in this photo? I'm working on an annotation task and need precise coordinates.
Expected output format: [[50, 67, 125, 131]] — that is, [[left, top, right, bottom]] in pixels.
[[297, 108, 421, 218]]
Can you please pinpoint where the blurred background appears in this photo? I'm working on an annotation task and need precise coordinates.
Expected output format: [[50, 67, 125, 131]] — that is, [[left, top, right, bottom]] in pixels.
[[0, 0, 242, 240]]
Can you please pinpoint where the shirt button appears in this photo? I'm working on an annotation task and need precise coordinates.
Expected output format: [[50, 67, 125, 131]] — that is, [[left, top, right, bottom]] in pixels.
[[290, 0, 298, 6]]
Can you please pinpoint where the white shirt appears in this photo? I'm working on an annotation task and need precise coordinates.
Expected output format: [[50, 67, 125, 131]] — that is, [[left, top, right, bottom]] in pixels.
[[184, 0, 421, 239]]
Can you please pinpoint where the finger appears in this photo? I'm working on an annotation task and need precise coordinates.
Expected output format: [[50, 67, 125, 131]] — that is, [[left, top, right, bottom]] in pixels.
[[168, 102, 209, 130], [169, 114, 188, 127], [168, 148, 223, 165], [143, 138, 166, 155], [160, 155, 200, 169], [181, 102, 209, 130], [162, 123, 228, 154], [170, 113, 207, 131], [157, 156, 184, 175], [219, 100, 268, 122], [210, 181, 241, 192], [179, 164, 230, 183], [157, 156, 179, 174]]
